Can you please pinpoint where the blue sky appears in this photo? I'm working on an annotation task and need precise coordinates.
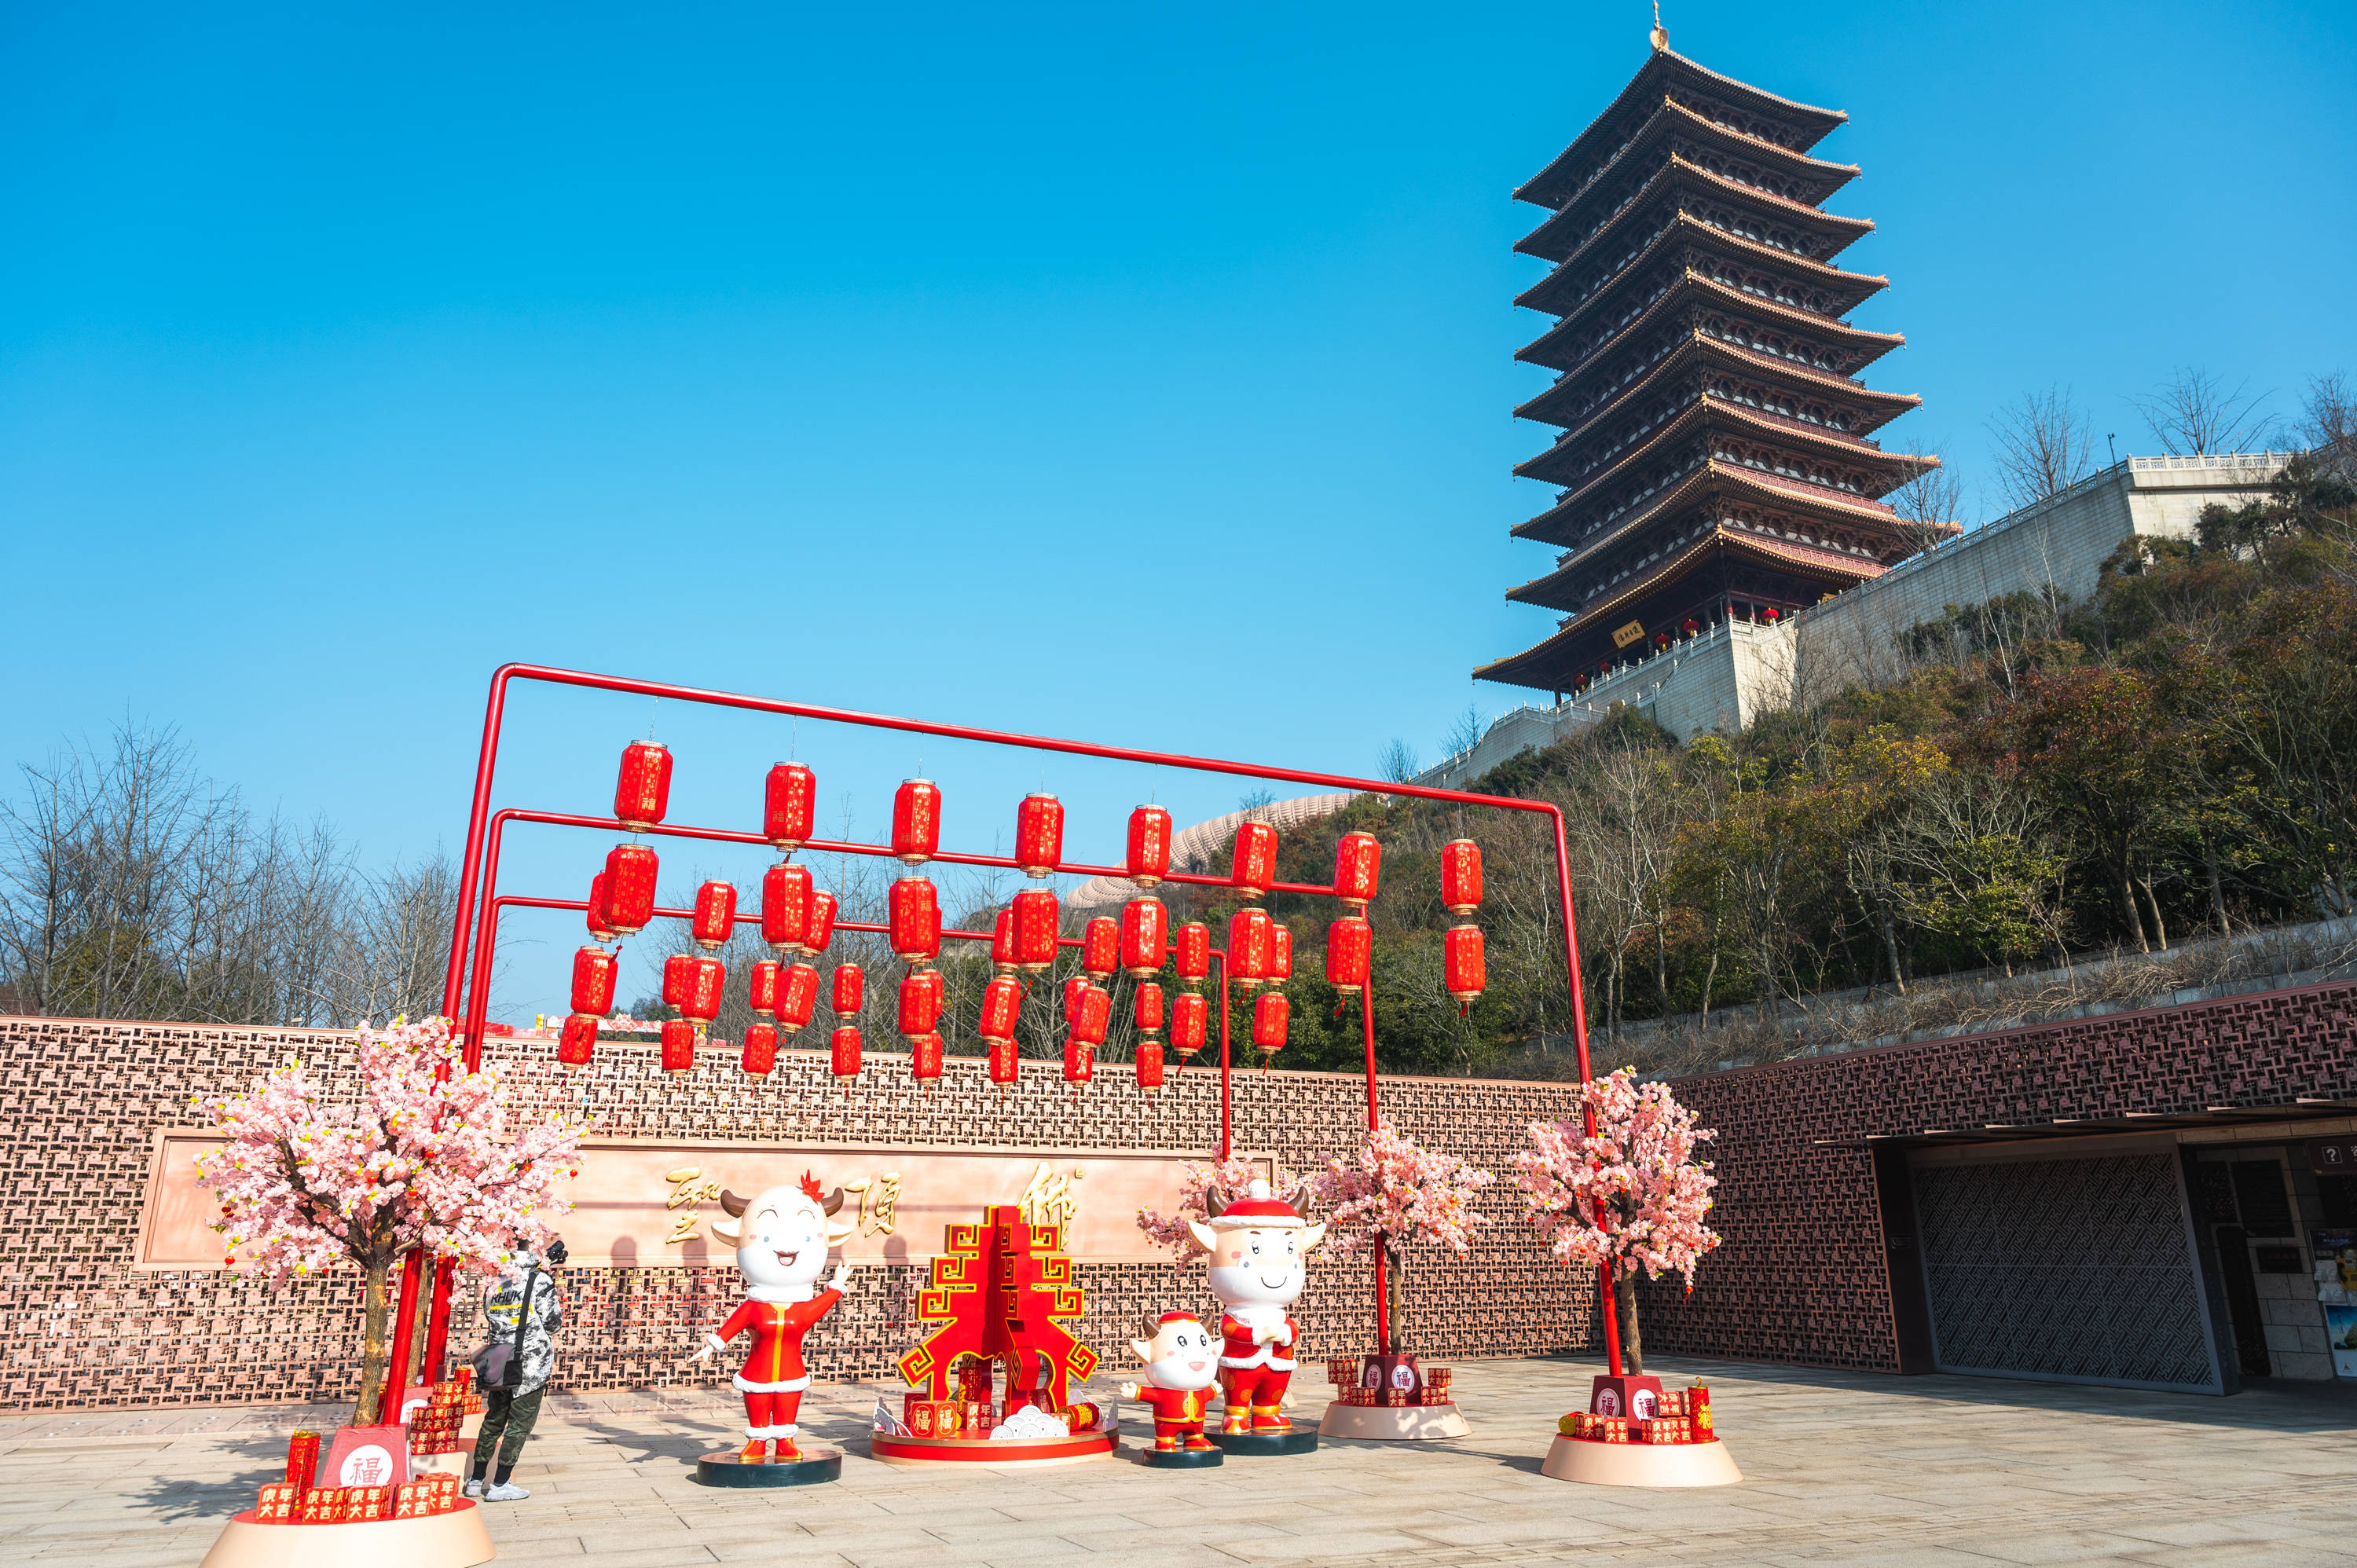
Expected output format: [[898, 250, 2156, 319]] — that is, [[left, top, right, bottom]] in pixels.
[[5, 2, 2352, 1015]]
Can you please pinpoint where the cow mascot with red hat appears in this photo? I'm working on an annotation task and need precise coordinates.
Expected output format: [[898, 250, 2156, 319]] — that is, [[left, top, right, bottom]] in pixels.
[[691, 1173, 856, 1463], [1187, 1177, 1325, 1438]]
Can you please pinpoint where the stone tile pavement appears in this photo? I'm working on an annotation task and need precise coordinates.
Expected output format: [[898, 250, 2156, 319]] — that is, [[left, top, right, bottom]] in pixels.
[[5, 1357, 2355, 1567]]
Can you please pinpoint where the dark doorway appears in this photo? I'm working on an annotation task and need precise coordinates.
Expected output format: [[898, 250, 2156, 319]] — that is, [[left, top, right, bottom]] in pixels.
[[2212, 1224, 2272, 1379]]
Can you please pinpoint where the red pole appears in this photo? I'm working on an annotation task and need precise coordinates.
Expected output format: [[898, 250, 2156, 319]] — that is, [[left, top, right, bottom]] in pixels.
[[1362, 975, 1388, 1356], [379, 1248, 424, 1424], [419, 1257, 456, 1392], [1547, 804, 1619, 1377], [1217, 958, 1232, 1162]]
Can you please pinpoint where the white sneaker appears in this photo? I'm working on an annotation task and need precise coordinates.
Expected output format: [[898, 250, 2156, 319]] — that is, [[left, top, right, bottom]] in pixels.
[[462, 1478, 484, 1499], [484, 1481, 530, 1501]]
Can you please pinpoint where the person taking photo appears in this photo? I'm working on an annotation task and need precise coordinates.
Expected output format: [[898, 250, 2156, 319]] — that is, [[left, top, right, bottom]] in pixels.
[[467, 1236, 566, 1501]]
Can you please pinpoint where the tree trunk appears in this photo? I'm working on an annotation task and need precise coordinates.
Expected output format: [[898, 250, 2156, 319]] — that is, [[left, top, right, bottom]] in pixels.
[[2118, 868, 2150, 954], [2137, 874, 2169, 952], [2204, 837, 2233, 936], [1389, 1245, 1408, 1354], [1612, 1271, 1644, 1376], [1877, 911, 1909, 995], [354, 1258, 391, 1427]]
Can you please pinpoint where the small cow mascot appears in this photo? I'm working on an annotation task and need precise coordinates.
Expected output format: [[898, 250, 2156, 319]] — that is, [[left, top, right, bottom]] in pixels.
[[1189, 1177, 1325, 1434], [692, 1172, 856, 1462], [1117, 1311, 1221, 1453]]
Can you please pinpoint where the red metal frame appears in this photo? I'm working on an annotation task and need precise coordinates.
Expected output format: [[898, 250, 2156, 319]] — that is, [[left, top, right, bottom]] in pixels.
[[398, 663, 1615, 1405]]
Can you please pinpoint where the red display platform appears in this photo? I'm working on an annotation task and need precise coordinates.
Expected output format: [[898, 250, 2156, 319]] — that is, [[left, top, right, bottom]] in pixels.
[[1538, 1434, 1741, 1487], [197, 1501, 493, 1568], [1318, 1401, 1470, 1440], [867, 1431, 1117, 1469]]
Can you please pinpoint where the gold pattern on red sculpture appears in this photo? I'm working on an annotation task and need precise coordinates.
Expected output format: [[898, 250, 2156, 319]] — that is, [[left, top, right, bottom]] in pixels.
[[1439, 840, 1483, 916], [614, 741, 672, 832], [1120, 898, 1166, 979], [896, 1205, 1098, 1401], [1015, 793, 1064, 878], [890, 877, 942, 965], [1231, 820, 1278, 901], [603, 844, 658, 935], [570, 946, 617, 1017], [761, 863, 813, 953], [692, 880, 737, 951], [1081, 917, 1119, 980], [1011, 888, 1058, 973], [1325, 917, 1372, 995], [892, 779, 941, 866], [1333, 832, 1381, 912], [1126, 805, 1172, 888], [763, 761, 816, 853]]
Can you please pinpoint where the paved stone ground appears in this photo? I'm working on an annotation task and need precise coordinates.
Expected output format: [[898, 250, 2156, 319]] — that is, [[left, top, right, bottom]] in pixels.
[[5, 1357, 2356, 1567]]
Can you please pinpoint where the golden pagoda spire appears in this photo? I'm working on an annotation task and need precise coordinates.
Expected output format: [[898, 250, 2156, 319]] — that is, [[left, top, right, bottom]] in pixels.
[[1649, 1, 1668, 52]]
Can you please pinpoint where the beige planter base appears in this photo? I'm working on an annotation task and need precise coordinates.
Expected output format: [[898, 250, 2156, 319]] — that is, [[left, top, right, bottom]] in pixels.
[[1538, 1434, 1741, 1488], [1317, 1401, 1472, 1440], [199, 1503, 493, 1568]]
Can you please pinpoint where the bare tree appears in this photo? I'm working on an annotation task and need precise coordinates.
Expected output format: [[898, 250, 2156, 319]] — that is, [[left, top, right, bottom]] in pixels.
[[1987, 387, 2096, 511], [1377, 738, 1420, 784], [2132, 367, 2271, 456], [1442, 705, 1484, 759], [1886, 438, 1967, 555], [2297, 371, 2355, 484]]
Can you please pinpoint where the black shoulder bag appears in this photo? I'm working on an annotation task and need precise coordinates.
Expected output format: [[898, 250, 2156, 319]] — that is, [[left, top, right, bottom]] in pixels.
[[471, 1266, 539, 1394]]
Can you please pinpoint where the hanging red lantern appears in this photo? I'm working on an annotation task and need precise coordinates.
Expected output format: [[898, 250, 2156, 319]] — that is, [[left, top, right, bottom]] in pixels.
[[1120, 897, 1166, 978], [747, 959, 780, 1019], [987, 1035, 1019, 1086], [1652, 631, 1671, 651], [1081, 917, 1119, 980], [1332, 832, 1382, 912], [1135, 1038, 1165, 1092], [1077, 984, 1111, 1045], [1251, 991, 1290, 1054], [1134, 982, 1164, 1035], [807, 889, 838, 958], [1061, 974, 1092, 1028], [692, 881, 738, 951], [1325, 917, 1372, 995], [1175, 922, 1210, 985], [586, 872, 617, 943], [1226, 907, 1270, 991], [761, 863, 813, 953], [614, 741, 673, 831], [1269, 923, 1292, 985], [661, 1019, 697, 1072], [1681, 617, 1701, 637], [741, 1023, 778, 1076], [889, 877, 942, 965], [991, 908, 1018, 973], [1231, 820, 1278, 900], [978, 974, 1021, 1044], [831, 962, 864, 1017], [557, 1013, 597, 1068], [683, 956, 726, 1026], [1760, 605, 1781, 623], [830, 1025, 862, 1079], [1444, 923, 1486, 1008], [898, 969, 944, 1036], [662, 951, 695, 1013], [1011, 887, 1058, 972], [570, 944, 617, 1017], [1170, 991, 1208, 1056], [764, 761, 816, 853], [1014, 793, 1064, 878], [603, 844, 658, 935], [892, 779, 940, 866], [1439, 840, 1483, 916], [1126, 805, 1172, 888], [779, 962, 819, 1031], [1064, 1036, 1094, 1084], [911, 1032, 944, 1084]]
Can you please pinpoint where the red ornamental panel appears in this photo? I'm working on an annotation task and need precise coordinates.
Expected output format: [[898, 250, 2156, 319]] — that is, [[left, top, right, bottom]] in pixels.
[[662, 952, 695, 1013], [978, 975, 1021, 1043], [1081, 917, 1119, 980], [778, 962, 819, 1031], [892, 779, 940, 866], [586, 872, 617, 942], [746, 959, 780, 1019], [660, 1019, 697, 1072], [570, 945, 617, 1017], [1126, 804, 1172, 888], [1135, 1038, 1165, 1090], [889, 877, 942, 965], [1325, 917, 1372, 995], [807, 890, 838, 958], [831, 963, 864, 1017], [1175, 922, 1210, 984], [1134, 982, 1164, 1035], [987, 1035, 1019, 1085], [1252, 991, 1290, 1053], [830, 1025, 861, 1079], [897, 969, 944, 1035], [1226, 907, 1270, 988], [1439, 840, 1483, 916], [991, 908, 1017, 972], [692, 880, 737, 951], [683, 957, 726, 1024], [557, 1013, 597, 1068], [1444, 923, 1486, 1004], [1333, 832, 1382, 910], [910, 1031, 944, 1083], [741, 1023, 778, 1076], [1011, 888, 1058, 971], [1119, 898, 1166, 978], [614, 741, 673, 831], [1231, 820, 1278, 900], [761, 863, 813, 952], [1170, 990, 1208, 1054], [1269, 923, 1292, 984], [1014, 793, 1065, 878], [603, 844, 658, 935], [763, 762, 816, 852]]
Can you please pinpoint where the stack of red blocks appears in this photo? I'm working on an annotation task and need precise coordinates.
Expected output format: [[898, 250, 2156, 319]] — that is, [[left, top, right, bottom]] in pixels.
[[1562, 1383, 1715, 1445], [408, 1376, 475, 1456], [251, 1433, 463, 1524]]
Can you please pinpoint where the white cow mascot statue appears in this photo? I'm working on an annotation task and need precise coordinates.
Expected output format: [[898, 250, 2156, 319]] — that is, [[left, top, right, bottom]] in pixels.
[[691, 1172, 856, 1462], [1188, 1178, 1325, 1436]]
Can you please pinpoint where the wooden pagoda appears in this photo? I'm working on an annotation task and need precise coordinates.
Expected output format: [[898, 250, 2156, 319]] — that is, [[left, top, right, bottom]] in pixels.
[[1477, 28, 1951, 698]]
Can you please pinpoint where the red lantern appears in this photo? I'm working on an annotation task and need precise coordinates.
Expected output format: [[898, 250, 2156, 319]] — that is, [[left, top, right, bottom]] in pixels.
[[987, 1035, 1019, 1086], [1012, 888, 1058, 972], [1226, 907, 1270, 990], [978, 974, 1021, 1044], [831, 963, 864, 1017], [1175, 922, 1210, 984], [1326, 917, 1372, 995], [662, 951, 695, 1013], [1231, 820, 1278, 900], [898, 968, 944, 1035], [747, 959, 780, 1019], [1064, 1036, 1094, 1084], [991, 908, 1017, 973], [892, 779, 940, 866], [570, 945, 617, 1017], [558, 1013, 597, 1068], [661, 1018, 697, 1072], [1015, 793, 1065, 878], [1077, 984, 1111, 1046], [1681, 617, 1701, 637], [1444, 923, 1486, 1006], [603, 844, 658, 935], [1333, 832, 1381, 912], [911, 1032, 944, 1083], [1134, 982, 1164, 1035], [830, 1024, 862, 1079], [741, 1023, 778, 1076], [1120, 897, 1166, 978], [807, 889, 838, 958], [1439, 840, 1483, 916], [779, 962, 819, 1031], [683, 956, 726, 1025], [615, 740, 672, 831], [1269, 922, 1292, 984], [1061, 974, 1092, 1028], [890, 877, 942, 965], [1135, 1038, 1164, 1091], [1170, 991, 1208, 1055], [692, 880, 737, 951], [586, 872, 617, 943], [764, 761, 816, 852], [1081, 917, 1119, 980], [761, 863, 813, 953], [1126, 804, 1172, 888], [1251, 991, 1289, 1054], [1760, 605, 1780, 623], [1653, 631, 1671, 651]]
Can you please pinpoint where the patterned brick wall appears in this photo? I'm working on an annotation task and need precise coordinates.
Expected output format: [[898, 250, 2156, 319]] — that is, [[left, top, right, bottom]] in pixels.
[[0, 1018, 1596, 1413]]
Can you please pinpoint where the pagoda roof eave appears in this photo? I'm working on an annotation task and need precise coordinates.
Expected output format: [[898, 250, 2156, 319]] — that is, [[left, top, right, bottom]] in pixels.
[[1494, 526, 1885, 643], [1518, 394, 1938, 504], [1507, 520, 1892, 613], [1536, 97, 1862, 232], [1513, 456, 1907, 551], [1516, 211, 1889, 318], [1518, 335, 1928, 452], [1517, 266, 1903, 390], [1519, 153, 1875, 267]]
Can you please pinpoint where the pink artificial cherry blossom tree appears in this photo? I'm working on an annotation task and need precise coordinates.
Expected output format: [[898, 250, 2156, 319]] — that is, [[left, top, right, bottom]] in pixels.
[[195, 1017, 592, 1426], [1513, 1066, 1719, 1375], [1310, 1119, 1494, 1354], [1135, 1155, 1308, 1267]]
